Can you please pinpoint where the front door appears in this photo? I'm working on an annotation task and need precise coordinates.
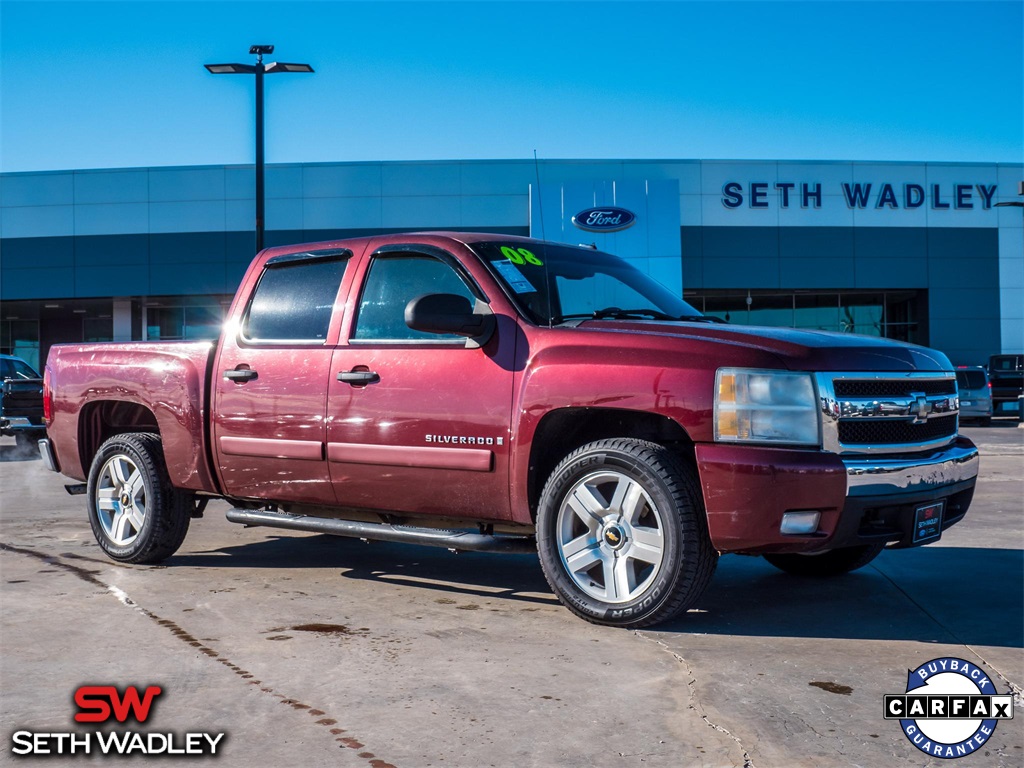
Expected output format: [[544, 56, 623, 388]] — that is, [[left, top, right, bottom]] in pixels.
[[326, 247, 516, 520]]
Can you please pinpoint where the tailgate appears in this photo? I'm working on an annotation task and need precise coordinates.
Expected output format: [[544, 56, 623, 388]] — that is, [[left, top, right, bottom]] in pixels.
[[2, 378, 44, 423]]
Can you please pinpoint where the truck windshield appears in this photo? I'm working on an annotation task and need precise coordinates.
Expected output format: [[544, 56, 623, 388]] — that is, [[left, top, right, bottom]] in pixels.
[[469, 240, 705, 326]]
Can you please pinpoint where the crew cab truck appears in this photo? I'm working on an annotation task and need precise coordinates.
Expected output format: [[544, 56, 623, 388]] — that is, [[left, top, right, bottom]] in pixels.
[[40, 233, 980, 628]]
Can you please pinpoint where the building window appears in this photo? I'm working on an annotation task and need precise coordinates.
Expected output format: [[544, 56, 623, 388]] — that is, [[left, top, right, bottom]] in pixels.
[[83, 317, 114, 342], [688, 290, 924, 345], [0, 319, 41, 372], [145, 302, 229, 341]]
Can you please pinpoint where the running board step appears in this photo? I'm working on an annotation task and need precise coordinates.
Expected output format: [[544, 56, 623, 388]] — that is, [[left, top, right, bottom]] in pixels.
[[225, 508, 536, 554]]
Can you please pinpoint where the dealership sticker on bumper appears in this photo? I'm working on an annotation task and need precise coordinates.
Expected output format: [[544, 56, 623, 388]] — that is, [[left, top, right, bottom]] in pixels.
[[913, 502, 943, 544]]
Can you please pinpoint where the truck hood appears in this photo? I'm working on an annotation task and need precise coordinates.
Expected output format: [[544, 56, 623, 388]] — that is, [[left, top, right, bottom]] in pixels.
[[582, 320, 952, 372]]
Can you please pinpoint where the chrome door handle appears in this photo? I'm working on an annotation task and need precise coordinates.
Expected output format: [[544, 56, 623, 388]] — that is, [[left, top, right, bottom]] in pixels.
[[224, 368, 258, 382], [337, 370, 379, 385]]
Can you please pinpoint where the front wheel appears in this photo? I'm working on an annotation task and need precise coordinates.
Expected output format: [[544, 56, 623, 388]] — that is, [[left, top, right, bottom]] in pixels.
[[536, 438, 717, 628], [87, 432, 190, 564], [763, 543, 885, 577]]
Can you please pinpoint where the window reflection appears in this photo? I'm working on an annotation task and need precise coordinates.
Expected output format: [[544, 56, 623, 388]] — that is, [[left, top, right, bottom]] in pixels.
[[686, 290, 923, 344]]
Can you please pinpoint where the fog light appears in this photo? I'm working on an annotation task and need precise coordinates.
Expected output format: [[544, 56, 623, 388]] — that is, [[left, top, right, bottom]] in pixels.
[[780, 511, 821, 535]]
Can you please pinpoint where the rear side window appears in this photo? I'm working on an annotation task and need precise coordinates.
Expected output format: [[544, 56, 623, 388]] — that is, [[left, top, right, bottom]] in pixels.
[[956, 370, 986, 390], [242, 253, 348, 342]]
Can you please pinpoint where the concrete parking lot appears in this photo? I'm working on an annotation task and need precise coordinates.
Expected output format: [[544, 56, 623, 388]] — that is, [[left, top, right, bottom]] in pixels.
[[2, 423, 1022, 767]]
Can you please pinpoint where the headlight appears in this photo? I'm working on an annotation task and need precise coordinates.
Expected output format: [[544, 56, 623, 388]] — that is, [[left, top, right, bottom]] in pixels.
[[715, 368, 819, 446]]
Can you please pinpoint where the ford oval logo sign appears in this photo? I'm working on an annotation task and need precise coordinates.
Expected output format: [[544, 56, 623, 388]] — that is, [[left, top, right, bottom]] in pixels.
[[571, 207, 636, 233]]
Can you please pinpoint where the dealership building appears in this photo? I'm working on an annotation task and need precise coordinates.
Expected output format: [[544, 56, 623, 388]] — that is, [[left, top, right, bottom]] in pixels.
[[1, 158, 1021, 373]]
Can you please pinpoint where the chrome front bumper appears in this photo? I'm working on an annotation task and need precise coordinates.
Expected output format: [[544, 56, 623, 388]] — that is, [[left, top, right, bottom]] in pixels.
[[844, 440, 979, 497]]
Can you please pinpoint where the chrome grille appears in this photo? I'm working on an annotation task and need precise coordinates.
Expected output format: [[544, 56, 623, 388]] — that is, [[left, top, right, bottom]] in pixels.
[[838, 415, 958, 445], [817, 372, 959, 455], [833, 379, 956, 398]]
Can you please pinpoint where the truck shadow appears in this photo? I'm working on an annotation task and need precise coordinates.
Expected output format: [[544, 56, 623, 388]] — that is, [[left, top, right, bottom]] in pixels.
[[170, 535, 558, 606], [169, 535, 1022, 647], [673, 546, 1023, 649]]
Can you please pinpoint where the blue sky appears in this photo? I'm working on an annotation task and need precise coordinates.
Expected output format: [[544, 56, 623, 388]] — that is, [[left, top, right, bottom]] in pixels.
[[1, 0, 1021, 172]]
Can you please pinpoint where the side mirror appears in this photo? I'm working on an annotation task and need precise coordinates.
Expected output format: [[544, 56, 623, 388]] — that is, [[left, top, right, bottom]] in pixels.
[[404, 293, 495, 348]]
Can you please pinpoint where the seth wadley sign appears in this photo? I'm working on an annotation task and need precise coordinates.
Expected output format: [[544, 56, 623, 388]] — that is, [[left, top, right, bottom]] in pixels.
[[722, 182, 998, 210]]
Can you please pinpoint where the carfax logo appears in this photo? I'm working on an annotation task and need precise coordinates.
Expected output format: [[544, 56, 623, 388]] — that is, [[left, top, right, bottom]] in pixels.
[[10, 685, 226, 757], [884, 657, 1014, 759]]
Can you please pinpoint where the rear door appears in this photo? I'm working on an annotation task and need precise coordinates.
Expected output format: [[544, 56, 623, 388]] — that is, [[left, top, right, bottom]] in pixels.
[[211, 248, 355, 504], [326, 244, 517, 521]]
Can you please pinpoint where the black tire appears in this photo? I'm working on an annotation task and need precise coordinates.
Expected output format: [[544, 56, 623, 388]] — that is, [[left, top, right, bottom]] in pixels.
[[535, 438, 717, 628], [979, 417, 992, 427], [763, 543, 885, 577], [86, 432, 190, 564]]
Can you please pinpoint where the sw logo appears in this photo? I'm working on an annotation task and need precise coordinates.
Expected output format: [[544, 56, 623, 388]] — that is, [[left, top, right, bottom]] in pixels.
[[74, 685, 162, 723], [10, 684, 225, 757], [885, 657, 1015, 759]]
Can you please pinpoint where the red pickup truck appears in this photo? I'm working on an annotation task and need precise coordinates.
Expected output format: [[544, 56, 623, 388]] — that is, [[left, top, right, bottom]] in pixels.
[[40, 233, 980, 627]]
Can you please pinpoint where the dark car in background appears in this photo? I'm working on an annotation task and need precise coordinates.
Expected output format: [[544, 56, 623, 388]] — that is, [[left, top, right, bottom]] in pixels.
[[956, 366, 992, 426], [1, 354, 46, 449], [988, 354, 1024, 416]]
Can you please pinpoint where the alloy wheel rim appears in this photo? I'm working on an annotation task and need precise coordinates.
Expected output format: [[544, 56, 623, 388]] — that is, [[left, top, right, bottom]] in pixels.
[[95, 454, 148, 546], [556, 470, 665, 604]]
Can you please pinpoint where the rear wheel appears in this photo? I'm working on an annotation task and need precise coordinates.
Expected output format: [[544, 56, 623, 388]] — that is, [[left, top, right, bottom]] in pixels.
[[536, 438, 717, 628], [87, 432, 190, 564], [763, 543, 885, 577]]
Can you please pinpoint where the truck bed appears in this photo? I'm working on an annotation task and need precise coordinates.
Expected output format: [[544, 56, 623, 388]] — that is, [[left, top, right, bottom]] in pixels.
[[45, 341, 218, 491]]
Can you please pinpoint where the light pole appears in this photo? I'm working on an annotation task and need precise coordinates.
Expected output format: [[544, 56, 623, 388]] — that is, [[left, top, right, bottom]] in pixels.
[[205, 45, 314, 253]]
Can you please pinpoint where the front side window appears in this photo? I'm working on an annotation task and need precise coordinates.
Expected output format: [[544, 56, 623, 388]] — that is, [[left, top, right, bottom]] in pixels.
[[353, 255, 476, 341], [242, 254, 348, 342]]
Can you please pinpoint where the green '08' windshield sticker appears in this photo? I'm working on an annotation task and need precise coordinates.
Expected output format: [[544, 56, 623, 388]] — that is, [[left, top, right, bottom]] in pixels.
[[500, 246, 543, 266]]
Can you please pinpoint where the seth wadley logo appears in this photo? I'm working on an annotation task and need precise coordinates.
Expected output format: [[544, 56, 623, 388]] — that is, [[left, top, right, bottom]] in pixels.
[[884, 657, 1014, 759], [721, 181, 998, 210], [10, 685, 226, 757]]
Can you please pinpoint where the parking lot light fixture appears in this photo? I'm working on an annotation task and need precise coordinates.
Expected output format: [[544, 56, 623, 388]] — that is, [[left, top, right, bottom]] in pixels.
[[204, 45, 314, 253]]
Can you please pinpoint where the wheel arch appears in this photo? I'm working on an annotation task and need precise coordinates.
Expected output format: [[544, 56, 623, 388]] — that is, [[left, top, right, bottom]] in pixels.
[[526, 407, 695, 521], [78, 400, 159, 479]]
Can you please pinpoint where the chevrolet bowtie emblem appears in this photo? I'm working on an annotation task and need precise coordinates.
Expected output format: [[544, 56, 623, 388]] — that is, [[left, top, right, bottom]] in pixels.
[[912, 393, 931, 423]]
